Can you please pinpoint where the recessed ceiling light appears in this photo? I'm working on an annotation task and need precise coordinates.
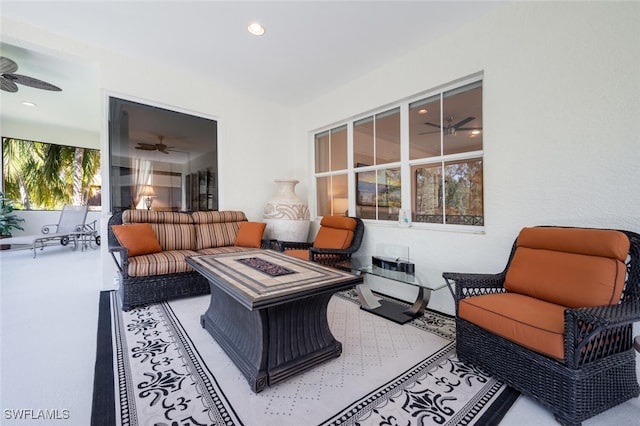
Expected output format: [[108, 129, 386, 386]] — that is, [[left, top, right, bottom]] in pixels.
[[471, 130, 481, 135], [21, 101, 36, 107], [248, 22, 265, 36], [418, 109, 428, 115]]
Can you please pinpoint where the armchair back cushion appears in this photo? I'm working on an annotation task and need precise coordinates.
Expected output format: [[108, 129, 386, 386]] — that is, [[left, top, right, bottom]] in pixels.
[[504, 227, 629, 308], [312, 216, 356, 249]]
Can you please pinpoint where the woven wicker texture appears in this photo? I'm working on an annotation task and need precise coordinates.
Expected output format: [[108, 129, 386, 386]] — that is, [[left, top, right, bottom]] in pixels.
[[444, 227, 640, 426]]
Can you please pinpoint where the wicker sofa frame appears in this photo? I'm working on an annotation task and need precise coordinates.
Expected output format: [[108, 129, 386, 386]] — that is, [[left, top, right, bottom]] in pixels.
[[277, 216, 365, 267], [443, 227, 640, 426], [108, 210, 210, 311]]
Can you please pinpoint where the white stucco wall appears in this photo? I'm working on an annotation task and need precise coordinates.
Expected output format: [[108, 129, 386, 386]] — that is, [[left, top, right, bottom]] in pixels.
[[1, 17, 298, 289], [3, 3, 639, 315], [292, 2, 640, 314]]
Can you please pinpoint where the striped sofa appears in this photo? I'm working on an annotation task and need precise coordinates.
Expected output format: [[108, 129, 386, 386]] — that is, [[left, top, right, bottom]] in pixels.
[[108, 210, 261, 311]]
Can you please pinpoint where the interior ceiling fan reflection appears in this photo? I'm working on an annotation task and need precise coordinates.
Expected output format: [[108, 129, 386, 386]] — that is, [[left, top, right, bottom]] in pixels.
[[419, 116, 481, 136], [134, 136, 176, 154], [0, 56, 62, 93]]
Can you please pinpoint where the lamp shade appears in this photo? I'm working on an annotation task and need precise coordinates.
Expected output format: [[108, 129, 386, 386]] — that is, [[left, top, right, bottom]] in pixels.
[[139, 185, 156, 197]]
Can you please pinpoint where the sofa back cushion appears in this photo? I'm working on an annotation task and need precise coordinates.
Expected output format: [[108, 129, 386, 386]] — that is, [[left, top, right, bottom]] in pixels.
[[504, 227, 629, 308], [122, 210, 195, 250], [313, 216, 356, 249], [192, 210, 247, 250]]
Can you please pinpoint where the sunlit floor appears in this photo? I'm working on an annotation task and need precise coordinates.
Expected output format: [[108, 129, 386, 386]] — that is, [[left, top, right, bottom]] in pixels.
[[1, 245, 638, 425]]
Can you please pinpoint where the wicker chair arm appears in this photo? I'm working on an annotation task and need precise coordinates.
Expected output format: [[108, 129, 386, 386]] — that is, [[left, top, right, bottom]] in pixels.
[[443, 271, 507, 303], [278, 241, 313, 251], [565, 301, 640, 368], [108, 244, 129, 277]]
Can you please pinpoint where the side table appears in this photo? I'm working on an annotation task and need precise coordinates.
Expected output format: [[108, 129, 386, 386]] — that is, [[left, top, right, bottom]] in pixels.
[[340, 258, 449, 324]]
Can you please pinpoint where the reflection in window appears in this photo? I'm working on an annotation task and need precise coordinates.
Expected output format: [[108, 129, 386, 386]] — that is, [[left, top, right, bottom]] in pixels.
[[313, 77, 483, 227], [109, 97, 217, 212], [2, 137, 101, 210], [316, 174, 348, 217], [356, 167, 401, 221], [315, 125, 348, 217], [410, 81, 483, 225], [354, 108, 400, 167], [412, 159, 483, 225]]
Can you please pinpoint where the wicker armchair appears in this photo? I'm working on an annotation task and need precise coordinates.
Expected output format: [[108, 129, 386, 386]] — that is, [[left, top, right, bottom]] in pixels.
[[278, 216, 364, 267], [443, 227, 640, 426]]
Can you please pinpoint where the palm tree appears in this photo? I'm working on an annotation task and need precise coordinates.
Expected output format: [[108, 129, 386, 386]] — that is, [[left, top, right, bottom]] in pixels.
[[3, 138, 100, 210]]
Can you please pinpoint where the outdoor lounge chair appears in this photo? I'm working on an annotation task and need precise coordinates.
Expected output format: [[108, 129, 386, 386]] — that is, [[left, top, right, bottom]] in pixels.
[[2, 205, 96, 258]]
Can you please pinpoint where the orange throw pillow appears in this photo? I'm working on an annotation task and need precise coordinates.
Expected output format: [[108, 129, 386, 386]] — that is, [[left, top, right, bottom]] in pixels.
[[234, 222, 266, 248], [112, 223, 162, 257]]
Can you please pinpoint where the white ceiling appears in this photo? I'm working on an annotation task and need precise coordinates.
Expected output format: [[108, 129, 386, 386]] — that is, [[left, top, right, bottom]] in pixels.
[[1, 1, 503, 147]]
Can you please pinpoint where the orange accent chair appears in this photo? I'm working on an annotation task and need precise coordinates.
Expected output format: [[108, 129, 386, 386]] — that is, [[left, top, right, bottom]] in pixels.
[[444, 226, 640, 426], [278, 216, 364, 266]]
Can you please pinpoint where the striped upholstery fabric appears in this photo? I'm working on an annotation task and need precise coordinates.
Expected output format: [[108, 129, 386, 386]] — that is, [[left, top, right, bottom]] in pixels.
[[123, 210, 196, 251], [195, 222, 242, 250], [198, 246, 257, 255], [193, 211, 248, 250], [192, 210, 247, 224], [150, 224, 196, 251], [127, 250, 199, 277], [123, 210, 193, 225]]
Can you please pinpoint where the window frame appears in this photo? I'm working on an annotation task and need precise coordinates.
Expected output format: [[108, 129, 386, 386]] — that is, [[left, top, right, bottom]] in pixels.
[[312, 74, 485, 232]]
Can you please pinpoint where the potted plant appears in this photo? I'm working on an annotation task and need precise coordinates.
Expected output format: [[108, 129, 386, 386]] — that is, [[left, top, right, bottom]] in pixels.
[[0, 192, 25, 249]]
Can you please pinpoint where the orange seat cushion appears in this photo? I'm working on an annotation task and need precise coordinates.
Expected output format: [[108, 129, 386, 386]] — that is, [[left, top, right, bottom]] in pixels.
[[459, 293, 566, 360], [234, 222, 266, 248], [112, 223, 162, 257], [504, 227, 629, 308], [284, 249, 311, 261]]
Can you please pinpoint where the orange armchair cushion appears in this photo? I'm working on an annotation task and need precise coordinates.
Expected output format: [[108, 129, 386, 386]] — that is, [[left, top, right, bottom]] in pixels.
[[313, 228, 354, 250], [459, 293, 566, 360], [112, 223, 162, 257], [234, 222, 266, 248], [504, 227, 628, 308], [312, 215, 356, 249], [319, 215, 357, 231]]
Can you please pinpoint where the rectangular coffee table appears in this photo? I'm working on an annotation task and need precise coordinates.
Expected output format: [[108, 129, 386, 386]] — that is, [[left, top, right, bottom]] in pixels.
[[186, 249, 363, 393]]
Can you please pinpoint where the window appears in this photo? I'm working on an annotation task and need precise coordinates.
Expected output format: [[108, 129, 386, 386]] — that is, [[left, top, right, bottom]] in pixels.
[[1, 137, 101, 210], [410, 82, 483, 225], [109, 97, 218, 212], [313, 77, 483, 228], [315, 125, 348, 216]]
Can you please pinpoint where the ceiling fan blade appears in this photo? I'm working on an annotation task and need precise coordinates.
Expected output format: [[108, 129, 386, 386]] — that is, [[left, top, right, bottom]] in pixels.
[[457, 127, 482, 131], [423, 121, 442, 129], [417, 130, 441, 135], [11, 74, 62, 91], [453, 116, 475, 129], [0, 57, 18, 74], [135, 143, 157, 150], [0, 77, 18, 92]]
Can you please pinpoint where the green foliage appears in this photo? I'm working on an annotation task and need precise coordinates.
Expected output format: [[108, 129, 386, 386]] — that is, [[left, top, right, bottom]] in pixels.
[[0, 191, 25, 236], [2, 138, 101, 210]]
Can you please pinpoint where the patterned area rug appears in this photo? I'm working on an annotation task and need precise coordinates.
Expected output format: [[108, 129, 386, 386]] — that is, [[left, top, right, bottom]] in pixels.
[[92, 290, 518, 425]]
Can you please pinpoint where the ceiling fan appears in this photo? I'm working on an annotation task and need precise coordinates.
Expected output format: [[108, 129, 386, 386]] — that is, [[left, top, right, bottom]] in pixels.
[[419, 116, 481, 136], [134, 136, 175, 154], [0, 56, 62, 93]]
